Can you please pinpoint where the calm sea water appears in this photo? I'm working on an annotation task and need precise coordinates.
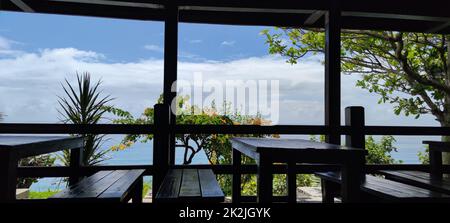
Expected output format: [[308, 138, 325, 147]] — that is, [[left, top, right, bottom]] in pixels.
[[29, 135, 431, 191]]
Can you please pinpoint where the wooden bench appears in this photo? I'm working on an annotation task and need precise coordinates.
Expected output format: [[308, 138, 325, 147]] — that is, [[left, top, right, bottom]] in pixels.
[[49, 169, 145, 203], [155, 168, 224, 203], [316, 172, 450, 202], [379, 170, 450, 194]]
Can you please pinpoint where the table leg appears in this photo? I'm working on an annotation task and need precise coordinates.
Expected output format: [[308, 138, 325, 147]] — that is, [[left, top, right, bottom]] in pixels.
[[0, 151, 17, 203], [69, 147, 84, 186], [429, 147, 443, 180], [257, 153, 273, 204], [132, 177, 143, 204], [287, 161, 297, 204], [341, 155, 364, 203], [232, 149, 242, 203]]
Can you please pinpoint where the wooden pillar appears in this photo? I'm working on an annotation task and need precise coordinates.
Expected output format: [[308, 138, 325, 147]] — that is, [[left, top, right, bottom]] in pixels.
[[152, 104, 171, 198], [68, 146, 84, 186], [324, 0, 342, 145], [163, 3, 179, 165]]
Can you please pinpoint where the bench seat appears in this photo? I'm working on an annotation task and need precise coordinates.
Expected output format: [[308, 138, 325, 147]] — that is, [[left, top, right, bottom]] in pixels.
[[379, 170, 450, 194], [155, 168, 224, 203], [49, 169, 145, 203], [316, 172, 450, 202]]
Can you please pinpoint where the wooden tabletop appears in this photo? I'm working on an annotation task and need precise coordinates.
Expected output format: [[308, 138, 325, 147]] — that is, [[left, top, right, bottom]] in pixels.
[[231, 137, 365, 152], [0, 135, 84, 158], [230, 137, 367, 162]]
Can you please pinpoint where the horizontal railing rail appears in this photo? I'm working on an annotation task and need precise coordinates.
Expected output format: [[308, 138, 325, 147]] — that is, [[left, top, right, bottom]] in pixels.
[[1, 123, 450, 136], [16, 164, 450, 178]]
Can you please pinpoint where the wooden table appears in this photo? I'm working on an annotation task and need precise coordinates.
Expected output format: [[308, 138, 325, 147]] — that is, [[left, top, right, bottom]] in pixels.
[[423, 141, 450, 180], [230, 137, 367, 203], [0, 135, 84, 202]]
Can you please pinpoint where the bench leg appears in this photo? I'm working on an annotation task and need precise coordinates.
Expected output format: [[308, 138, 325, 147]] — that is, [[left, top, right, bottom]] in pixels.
[[132, 178, 143, 204], [321, 179, 339, 203]]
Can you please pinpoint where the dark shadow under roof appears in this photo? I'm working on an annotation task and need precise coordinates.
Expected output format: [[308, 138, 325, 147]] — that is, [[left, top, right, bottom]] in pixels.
[[2, 0, 450, 33]]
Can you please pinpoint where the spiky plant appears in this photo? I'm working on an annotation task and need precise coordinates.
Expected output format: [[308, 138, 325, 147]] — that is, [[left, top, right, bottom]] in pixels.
[[58, 72, 113, 166]]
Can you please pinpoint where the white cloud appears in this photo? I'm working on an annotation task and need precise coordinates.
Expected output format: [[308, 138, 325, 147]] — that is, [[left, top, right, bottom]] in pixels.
[[189, 39, 203, 44], [221, 40, 236, 46], [0, 44, 440, 128], [143, 44, 164, 53], [0, 35, 22, 56]]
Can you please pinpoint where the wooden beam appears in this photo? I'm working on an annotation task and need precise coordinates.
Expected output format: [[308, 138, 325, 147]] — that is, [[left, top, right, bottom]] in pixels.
[[427, 21, 450, 33], [324, 1, 342, 145], [10, 0, 34, 12], [49, 0, 164, 9], [304, 10, 325, 25]]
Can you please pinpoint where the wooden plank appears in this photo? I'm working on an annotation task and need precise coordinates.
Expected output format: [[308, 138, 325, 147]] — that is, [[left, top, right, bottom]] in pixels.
[[50, 170, 113, 198], [317, 172, 450, 201], [198, 169, 224, 201], [179, 169, 201, 198], [98, 169, 145, 201], [155, 169, 183, 200], [74, 170, 128, 198], [0, 136, 83, 158], [363, 175, 450, 200], [380, 170, 450, 194]]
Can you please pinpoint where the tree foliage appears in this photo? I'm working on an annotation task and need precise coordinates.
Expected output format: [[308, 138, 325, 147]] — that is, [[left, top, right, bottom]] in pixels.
[[262, 29, 450, 124]]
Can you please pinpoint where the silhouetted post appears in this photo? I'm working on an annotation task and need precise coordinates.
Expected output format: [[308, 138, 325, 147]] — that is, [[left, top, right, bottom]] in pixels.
[[342, 106, 366, 202], [345, 106, 365, 150], [163, 3, 179, 165], [68, 145, 84, 186], [324, 0, 342, 145], [153, 104, 171, 198]]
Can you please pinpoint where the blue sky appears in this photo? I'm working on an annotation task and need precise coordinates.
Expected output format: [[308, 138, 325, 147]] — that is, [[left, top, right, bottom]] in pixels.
[[0, 11, 442, 163], [0, 11, 269, 62]]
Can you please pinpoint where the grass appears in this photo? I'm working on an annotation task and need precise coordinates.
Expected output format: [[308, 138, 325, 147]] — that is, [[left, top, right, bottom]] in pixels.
[[29, 190, 59, 199]]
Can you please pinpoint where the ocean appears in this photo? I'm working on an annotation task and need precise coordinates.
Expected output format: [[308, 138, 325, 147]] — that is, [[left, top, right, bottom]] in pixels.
[[29, 135, 434, 191]]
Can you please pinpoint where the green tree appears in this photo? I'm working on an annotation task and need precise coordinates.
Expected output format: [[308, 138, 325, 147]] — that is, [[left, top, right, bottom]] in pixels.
[[262, 28, 450, 163], [57, 72, 113, 166]]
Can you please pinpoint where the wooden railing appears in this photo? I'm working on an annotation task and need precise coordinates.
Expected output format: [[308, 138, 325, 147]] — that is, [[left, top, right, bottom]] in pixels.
[[2, 104, 450, 202]]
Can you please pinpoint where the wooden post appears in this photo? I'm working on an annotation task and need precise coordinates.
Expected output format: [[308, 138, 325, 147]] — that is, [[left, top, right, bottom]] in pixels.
[[324, 0, 342, 145], [429, 146, 443, 180], [232, 149, 242, 203], [0, 151, 17, 202], [342, 106, 366, 203], [152, 104, 170, 198], [345, 106, 365, 150], [163, 3, 179, 165], [68, 146, 84, 186], [287, 161, 297, 203], [257, 153, 273, 203]]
